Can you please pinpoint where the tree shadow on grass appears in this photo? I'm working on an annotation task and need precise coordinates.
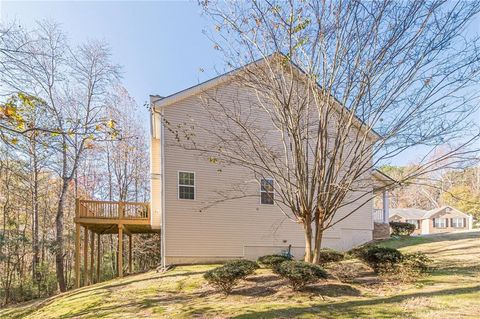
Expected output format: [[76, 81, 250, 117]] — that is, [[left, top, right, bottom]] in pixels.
[[305, 283, 362, 297], [98, 270, 207, 291], [231, 286, 278, 297], [230, 285, 480, 319], [379, 231, 480, 249], [244, 274, 280, 283], [428, 264, 480, 278]]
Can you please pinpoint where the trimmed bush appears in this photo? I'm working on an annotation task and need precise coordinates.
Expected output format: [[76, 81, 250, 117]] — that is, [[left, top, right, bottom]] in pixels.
[[346, 244, 372, 259], [275, 260, 328, 290], [390, 221, 416, 236], [257, 254, 292, 268], [378, 252, 432, 282], [316, 248, 345, 265], [356, 246, 403, 273], [224, 259, 259, 274], [204, 260, 258, 295], [401, 252, 431, 273]]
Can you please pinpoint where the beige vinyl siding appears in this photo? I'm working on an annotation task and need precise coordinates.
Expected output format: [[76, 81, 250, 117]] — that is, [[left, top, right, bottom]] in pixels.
[[159, 80, 374, 264]]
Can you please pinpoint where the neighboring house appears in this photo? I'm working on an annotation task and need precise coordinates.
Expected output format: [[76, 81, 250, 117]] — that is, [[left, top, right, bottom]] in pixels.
[[148, 57, 393, 266], [389, 206, 473, 235]]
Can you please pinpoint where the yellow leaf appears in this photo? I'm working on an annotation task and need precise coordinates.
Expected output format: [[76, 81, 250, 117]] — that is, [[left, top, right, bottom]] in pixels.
[[106, 119, 116, 129]]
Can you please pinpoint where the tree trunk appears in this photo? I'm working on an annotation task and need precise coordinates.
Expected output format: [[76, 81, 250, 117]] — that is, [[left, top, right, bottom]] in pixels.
[[312, 219, 325, 264], [31, 148, 40, 286], [55, 181, 68, 292], [303, 220, 313, 263]]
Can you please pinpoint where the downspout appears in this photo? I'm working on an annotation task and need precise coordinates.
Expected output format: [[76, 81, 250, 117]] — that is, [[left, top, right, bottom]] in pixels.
[[151, 100, 167, 269], [161, 110, 166, 268]]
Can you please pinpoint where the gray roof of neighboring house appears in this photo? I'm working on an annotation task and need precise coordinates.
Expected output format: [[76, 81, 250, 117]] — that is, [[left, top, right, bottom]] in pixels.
[[390, 206, 470, 220], [389, 208, 428, 220], [423, 206, 469, 219]]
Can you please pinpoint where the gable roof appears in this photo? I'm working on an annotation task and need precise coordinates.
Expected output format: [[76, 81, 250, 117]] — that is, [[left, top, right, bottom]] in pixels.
[[390, 205, 470, 220], [424, 206, 469, 219], [151, 53, 381, 140], [390, 208, 428, 220]]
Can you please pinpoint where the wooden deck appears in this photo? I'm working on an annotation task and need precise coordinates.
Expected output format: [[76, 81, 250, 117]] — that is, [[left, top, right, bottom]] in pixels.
[[74, 199, 158, 288], [75, 199, 155, 234]]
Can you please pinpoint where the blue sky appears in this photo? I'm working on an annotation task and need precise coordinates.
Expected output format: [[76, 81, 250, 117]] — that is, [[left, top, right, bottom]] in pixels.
[[1, 1, 479, 166], [1, 1, 222, 112]]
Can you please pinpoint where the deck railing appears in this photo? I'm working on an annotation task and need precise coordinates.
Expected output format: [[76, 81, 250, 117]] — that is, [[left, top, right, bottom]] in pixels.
[[77, 199, 150, 220], [373, 209, 385, 222]]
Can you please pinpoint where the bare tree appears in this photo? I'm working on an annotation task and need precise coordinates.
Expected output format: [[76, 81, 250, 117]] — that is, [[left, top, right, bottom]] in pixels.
[[164, 0, 480, 263], [0, 21, 120, 291]]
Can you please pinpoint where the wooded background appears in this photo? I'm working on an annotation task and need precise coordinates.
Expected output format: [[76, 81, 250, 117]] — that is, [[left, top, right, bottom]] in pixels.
[[0, 22, 159, 305]]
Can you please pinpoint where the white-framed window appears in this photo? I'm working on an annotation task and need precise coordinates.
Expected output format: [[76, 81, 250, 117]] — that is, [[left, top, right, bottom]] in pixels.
[[260, 178, 274, 205], [451, 217, 465, 228], [406, 219, 420, 229], [434, 218, 447, 228], [178, 171, 195, 200]]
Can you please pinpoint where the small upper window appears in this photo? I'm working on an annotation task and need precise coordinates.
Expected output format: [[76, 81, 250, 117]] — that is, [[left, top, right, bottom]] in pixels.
[[260, 178, 274, 205], [178, 172, 195, 200]]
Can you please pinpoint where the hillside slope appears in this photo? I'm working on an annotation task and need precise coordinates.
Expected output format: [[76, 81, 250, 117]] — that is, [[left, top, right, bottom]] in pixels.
[[2, 231, 480, 319]]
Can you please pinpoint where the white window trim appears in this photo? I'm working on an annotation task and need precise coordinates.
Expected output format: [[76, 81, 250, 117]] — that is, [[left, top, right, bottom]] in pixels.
[[178, 171, 196, 200], [434, 218, 447, 228], [260, 178, 275, 205], [451, 217, 464, 228]]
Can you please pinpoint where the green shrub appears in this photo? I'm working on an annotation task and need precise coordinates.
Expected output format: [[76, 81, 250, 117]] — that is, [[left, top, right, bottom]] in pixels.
[[346, 244, 372, 259], [356, 246, 403, 273], [275, 260, 328, 290], [378, 253, 431, 282], [224, 259, 259, 274], [401, 252, 431, 273], [204, 260, 258, 295], [389, 221, 416, 236], [257, 254, 292, 268], [316, 248, 345, 264]]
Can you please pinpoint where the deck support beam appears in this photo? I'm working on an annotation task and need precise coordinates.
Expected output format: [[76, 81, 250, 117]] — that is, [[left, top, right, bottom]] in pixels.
[[118, 225, 123, 277], [74, 199, 156, 286], [97, 233, 101, 283], [75, 223, 81, 288], [90, 231, 95, 284], [83, 226, 89, 286], [128, 234, 133, 274]]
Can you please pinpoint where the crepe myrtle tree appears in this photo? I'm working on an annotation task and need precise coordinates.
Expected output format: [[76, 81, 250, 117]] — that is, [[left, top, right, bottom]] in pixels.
[[162, 0, 480, 263]]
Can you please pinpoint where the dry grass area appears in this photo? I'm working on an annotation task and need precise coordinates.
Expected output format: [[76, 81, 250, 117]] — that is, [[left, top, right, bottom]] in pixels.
[[1, 231, 479, 318]]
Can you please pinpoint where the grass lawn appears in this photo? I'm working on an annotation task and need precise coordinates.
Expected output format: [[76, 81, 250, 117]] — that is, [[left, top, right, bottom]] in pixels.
[[1, 231, 480, 318]]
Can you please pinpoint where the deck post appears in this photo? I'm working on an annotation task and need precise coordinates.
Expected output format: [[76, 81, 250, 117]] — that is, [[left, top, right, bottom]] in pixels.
[[83, 226, 89, 286], [97, 233, 101, 283], [118, 225, 123, 277], [128, 234, 133, 274], [90, 231, 95, 284], [75, 223, 80, 288]]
